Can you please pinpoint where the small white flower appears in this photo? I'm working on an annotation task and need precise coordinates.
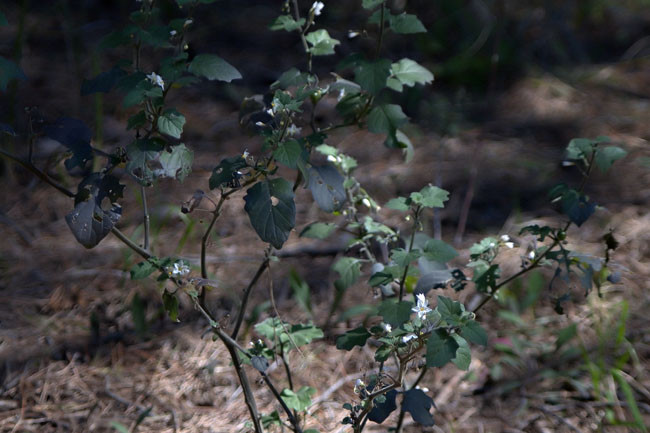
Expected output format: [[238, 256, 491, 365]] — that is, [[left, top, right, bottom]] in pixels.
[[383, 323, 392, 333], [528, 250, 536, 260], [266, 108, 275, 117], [146, 72, 165, 90], [311, 1, 324, 16], [348, 30, 360, 39], [255, 121, 265, 127], [286, 124, 302, 136], [505, 242, 514, 249], [168, 262, 190, 277], [354, 378, 365, 394], [184, 18, 193, 27], [327, 154, 337, 163], [242, 149, 249, 159], [362, 198, 371, 208], [489, 242, 496, 248], [170, 30, 177, 36], [402, 334, 417, 343], [412, 293, 432, 319], [500, 235, 510, 242], [337, 88, 346, 101]]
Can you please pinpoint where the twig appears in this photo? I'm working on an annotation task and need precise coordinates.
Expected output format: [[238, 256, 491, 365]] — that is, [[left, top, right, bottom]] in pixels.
[[140, 186, 150, 250], [231, 253, 270, 339]]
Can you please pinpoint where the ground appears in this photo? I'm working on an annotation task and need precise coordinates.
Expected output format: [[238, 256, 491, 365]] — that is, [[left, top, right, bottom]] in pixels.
[[1, 31, 649, 433]]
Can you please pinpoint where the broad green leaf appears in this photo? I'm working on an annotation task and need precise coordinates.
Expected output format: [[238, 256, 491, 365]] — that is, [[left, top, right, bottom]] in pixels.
[[269, 15, 305, 31], [188, 54, 241, 82], [423, 239, 457, 263], [44, 117, 93, 171], [299, 222, 337, 239], [409, 184, 449, 208], [336, 326, 370, 350], [157, 109, 186, 139], [254, 318, 323, 350], [289, 269, 312, 315], [385, 196, 410, 211], [451, 335, 471, 370], [362, 0, 384, 9], [354, 59, 391, 95], [158, 143, 193, 182], [390, 248, 421, 267], [594, 146, 627, 172], [305, 29, 340, 56], [66, 198, 121, 249], [367, 389, 397, 423], [333, 257, 361, 291], [130, 260, 158, 280], [0, 56, 26, 92], [460, 320, 488, 346], [436, 295, 465, 325], [244, 178, 296, 249], [367, 104, 408, 136], [308, 164, 346, 213], [561, 189, 595, 227], [374, 343, 393, 362], [163, 291, 179, 322], [281, 386, 316, 412], [389, 13, 427, 34], [402, 389, 435, 426], [81, 67, 127, 95], [209, 156, 247, 189], [273, 139, 302, 169], [378, 299, 413, 327], [126, 138, 164, 186], [127, 111, 147, 130], [426, 329, 458, 367], [390, 58, 433, 87]]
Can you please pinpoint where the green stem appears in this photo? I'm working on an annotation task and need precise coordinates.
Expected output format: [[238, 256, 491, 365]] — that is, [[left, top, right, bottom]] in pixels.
[[399, 207, 420, 302], [141, 185, 150, 250], [376, 2, 386, 58], [230, 255, 270, 339]]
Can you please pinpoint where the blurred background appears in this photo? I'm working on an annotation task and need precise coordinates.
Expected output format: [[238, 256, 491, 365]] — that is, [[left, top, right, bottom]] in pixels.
[[1, 1, 649, 432]]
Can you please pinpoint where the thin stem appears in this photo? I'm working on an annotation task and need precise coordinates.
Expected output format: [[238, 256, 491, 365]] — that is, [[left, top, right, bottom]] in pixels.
[[141, 185, 150, 250], [399, 207, 420, 302], [0, 148, 75, 198], [291, 0, 312, 72], [376, 2, 386, 58], [231, 256, 270, 339], [260, 371, 303, 433], [394, 367, 428, 433], [111, 227, 152, 260]]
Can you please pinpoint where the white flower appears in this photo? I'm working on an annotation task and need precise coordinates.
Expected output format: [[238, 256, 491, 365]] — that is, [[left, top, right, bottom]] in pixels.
[[242, 149, 249, 159], [337, 88, 346, 101], [348, 30, 360, 39], [255, 121, 264, 127], [146, 72, 165, 90], [500, 235, 510, 242], [170, 30, 177, 36], [402, 334, 417, 343], [528, 250, 536, 260], [311, 1, 324, 16], [383, 323, 392, 333], [489, 242, 496, 248], [362, 198, 371, 208], [505, 242, 514, 249], [354, 378, 365, 394], [286, 124, 302, 136], [411, 294, 432, 319], [266, 108, 275, 117], [327, 154, 337, 163], [184, 18, 193, 27], [168, 262, 190, 277]]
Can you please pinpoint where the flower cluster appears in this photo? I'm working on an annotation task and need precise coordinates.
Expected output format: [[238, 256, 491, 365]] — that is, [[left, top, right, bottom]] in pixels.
[[146, 72, 165, 90], [167, 262, 190, 277]]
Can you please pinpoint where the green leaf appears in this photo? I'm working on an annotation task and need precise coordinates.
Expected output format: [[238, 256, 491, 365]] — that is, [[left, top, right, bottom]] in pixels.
[[423, 239, 458, 263], [163, 291, 179, 322], [409, 184, 449, 208], [188, 54, 241, 82], [612, 369, 649, 433], [390, 58, 433, 89], [354, 59, 391, 95], [305, 29, 340, 56], [127, 111, 147, 130], [273, 139, 302, 169], [385, 196, 410, 211], [44, 117, 93, 172], [308, 164, 346, 213], [336, 326, 370, 350], [460, 320, 488, 346], [333, 257, 361, 292], [436, 295, 465, 325], [281, 386, 316, 412], [368, 389, 397, 423], [158, 143, 193, 182], [594, 146, 627, 172], [254, 318, 323, 350], [126, 138, 164, 186], [130, 260, 158, 280], [426, 329, 459, 367], [209, 156, 247, 189], [110, 422, 130, 433], [289, 269, 312, 315], [244, 178, 296, 249], [561, 189, 595, 227], [390, 248, 421, 267], [0, 56, 26, 92], [81, 67, 127, 95], [299, 222, 337, 239], [362, 0, 384, 9], [374, 344, 393, 362], [389, 13, 427, 34], [451, 335, 471, 370], [402, 389, 435, 426], [157, 109, 186, 139], [378, 299, 413, 327], [367, 104, 408, 137], [270, 15, 305, 31]]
